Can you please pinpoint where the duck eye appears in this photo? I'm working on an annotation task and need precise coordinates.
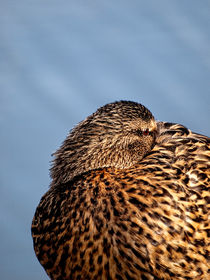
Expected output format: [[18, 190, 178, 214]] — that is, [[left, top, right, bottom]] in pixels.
[[143, 129, 149, 136]]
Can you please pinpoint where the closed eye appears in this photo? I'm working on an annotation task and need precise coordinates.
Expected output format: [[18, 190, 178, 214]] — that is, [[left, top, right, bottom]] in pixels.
[[135, 129, 152, 136], [143, 128, 149, 136]]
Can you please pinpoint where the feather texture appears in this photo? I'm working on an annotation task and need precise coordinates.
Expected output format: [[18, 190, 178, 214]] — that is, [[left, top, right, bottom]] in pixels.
[[32, 102, 210, 280]]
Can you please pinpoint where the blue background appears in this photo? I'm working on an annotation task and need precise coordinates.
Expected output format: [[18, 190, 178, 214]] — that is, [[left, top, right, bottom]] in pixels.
[[1, 1, 209, 279]]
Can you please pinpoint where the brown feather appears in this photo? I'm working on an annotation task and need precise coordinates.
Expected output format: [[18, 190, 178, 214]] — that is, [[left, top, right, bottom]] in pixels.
[[32, 101, 210, 280]]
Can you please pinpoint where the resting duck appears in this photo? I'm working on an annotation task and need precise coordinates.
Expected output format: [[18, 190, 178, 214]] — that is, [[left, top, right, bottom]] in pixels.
[[32, 101, 210, 280]]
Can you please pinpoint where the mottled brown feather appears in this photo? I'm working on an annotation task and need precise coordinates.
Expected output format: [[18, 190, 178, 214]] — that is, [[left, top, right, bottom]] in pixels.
[[32, 101, 210, 280]]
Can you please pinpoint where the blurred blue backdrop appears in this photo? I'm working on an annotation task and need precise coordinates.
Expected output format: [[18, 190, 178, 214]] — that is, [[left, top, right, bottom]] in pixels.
[[0, 1, 209, 279]]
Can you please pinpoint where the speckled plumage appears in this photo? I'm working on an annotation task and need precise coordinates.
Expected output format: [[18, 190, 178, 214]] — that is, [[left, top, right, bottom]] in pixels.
[[32, 101, 210, 280]]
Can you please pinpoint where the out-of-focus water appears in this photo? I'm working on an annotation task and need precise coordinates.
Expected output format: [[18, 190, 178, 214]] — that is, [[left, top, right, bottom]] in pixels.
[[0, 1, 209, 279]]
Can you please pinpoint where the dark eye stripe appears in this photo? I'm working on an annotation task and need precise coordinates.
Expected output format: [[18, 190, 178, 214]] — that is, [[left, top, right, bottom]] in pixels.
[[135, 130, 143, 136], [133, 129, 152, 136]]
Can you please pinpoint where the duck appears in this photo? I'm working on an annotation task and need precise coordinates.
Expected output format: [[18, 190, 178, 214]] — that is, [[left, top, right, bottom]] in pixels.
[[31, 100, 210, 280]]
